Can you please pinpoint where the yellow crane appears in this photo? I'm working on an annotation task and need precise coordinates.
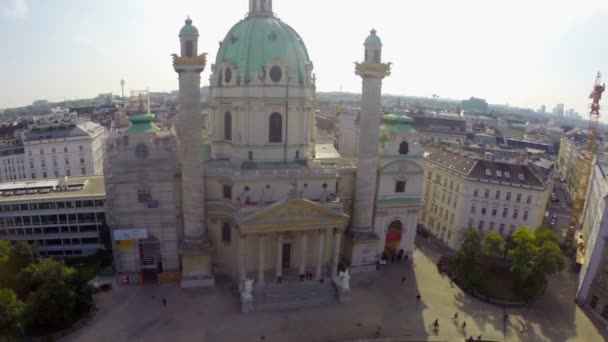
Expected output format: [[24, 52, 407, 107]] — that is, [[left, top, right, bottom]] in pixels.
[[566, 72, 605, 263]]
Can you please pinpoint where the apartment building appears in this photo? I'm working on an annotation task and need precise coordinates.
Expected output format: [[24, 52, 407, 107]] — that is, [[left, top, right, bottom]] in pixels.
[[419, 147, 552, 249]]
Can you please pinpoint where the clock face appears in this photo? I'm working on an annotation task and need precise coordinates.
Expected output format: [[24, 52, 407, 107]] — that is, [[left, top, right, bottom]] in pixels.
[[270, 66, 282, 83]]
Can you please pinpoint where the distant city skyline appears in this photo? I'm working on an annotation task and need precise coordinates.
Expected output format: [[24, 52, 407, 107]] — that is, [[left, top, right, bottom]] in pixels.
[[1, 0, 608, 120]]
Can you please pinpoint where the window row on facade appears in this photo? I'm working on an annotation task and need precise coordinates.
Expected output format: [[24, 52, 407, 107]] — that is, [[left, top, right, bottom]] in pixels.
[[473, 188, 533, 204], [29, 145, 85, 156], [0, 224, 100, 236], [0, 200, 105, 213], [469, 204, 530, 221], [0, 213, 104, 228]]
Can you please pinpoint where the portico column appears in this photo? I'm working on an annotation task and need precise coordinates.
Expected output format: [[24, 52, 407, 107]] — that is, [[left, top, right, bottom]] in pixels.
[[239, 234, 247, 284], [276, 233, 283, 280], [332, 229, 342, 278], [257, 234, 265, 285], [299, 232, 308, 276], [316, 229, 326, 280]]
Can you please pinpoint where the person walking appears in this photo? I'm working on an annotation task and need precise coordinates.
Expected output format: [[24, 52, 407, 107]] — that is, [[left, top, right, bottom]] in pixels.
[[161, 298, 167, 307], [416, 294, 421, 304], [402, 276, 406, 284], [433, 319, 439, 328], [454, 312, 459, 320], [461, 321, 467, 331]]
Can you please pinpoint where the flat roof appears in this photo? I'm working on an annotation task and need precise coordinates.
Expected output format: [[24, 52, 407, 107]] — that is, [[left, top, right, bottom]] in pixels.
[[0, 176, 105, 202], [315, 143, 341, 159]]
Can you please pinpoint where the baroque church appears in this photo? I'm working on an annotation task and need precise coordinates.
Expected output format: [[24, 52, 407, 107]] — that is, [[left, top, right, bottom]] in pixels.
[[106, 0, 423, 311]]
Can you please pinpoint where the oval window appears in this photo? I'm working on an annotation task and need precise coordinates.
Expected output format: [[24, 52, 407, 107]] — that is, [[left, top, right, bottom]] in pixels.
[[269, 66, 282, 83], [224, 68, 232, 84]]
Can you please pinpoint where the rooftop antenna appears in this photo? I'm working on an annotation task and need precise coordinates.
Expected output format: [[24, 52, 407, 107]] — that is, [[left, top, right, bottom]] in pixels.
[[147, 88, 151, 114]]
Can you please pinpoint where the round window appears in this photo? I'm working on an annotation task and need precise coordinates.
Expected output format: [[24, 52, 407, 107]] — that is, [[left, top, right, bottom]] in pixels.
[[269, 66, 282, 83], [224, 68, 232, 84]]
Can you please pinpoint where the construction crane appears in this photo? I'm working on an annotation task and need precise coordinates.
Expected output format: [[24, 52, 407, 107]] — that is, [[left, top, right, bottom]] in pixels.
[[565, 72, 605, 263]]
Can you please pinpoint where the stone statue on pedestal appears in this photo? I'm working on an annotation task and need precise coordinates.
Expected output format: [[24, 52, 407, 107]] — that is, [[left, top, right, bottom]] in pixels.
[[338, 268, 350, 290], [242, 278, 255, 299]]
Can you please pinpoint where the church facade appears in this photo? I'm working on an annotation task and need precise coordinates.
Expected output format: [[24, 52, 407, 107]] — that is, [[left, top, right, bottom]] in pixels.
[[107, 0, 423, 309]]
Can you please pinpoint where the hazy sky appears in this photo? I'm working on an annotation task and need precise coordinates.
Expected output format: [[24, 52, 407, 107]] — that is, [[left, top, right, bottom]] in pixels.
[[1, 0, 608, 117]]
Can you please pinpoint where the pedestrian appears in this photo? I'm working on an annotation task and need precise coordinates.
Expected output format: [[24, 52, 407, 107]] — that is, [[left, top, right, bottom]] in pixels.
[[416, 294, 421, 304], [433, 319, 439, 328], [454, 312, 459, 320], [462, 321, 466, 330], [161, 297, 167, 307], [375, 325, 381, 337], [477, 335, 482, 341], [402, 276, 406, 284]]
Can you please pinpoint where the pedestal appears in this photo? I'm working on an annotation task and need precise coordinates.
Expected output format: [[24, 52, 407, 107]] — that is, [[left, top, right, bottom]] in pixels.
[[180, 241, 215, 288], [241, 294, 255, 313], [344, 231, 378, 273]]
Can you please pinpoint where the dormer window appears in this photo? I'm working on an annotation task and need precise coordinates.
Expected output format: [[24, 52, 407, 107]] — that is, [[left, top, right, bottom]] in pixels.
[[269, 66, 282, 83], [224, 67, 233, 84], [399, 141, 409, 155]]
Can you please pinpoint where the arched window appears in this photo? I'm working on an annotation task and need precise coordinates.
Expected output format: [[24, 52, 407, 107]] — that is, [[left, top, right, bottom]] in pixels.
[[269, 112, 282, 143], [224, 112, 232, 141], [185, 40, 193, 57], [399, 141, 409, 155], [373, 49, 380, 63]]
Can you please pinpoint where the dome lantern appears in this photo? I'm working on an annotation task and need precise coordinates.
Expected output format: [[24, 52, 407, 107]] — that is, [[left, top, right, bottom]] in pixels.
[[364, 29, 382, 63], [249, 0, 273, 17], [179, 17, 199, 57]]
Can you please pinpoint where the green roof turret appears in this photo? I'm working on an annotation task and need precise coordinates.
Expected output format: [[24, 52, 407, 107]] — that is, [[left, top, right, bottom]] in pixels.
[[179, 17, 199, 37]]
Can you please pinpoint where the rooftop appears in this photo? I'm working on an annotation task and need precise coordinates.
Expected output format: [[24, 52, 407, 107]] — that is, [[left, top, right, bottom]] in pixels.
[[425, 147, 548, 187], [23, 121, 103, 142], [0, 176, 105, 202]]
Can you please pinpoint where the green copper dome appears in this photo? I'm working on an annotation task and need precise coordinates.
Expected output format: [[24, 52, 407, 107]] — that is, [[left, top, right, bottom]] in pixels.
[[365, 29, 382, 47], [383, 113, 416, 133], [214, 16, 311, 83], [127, 114, 160, 134], [179, 18, 199, 37]]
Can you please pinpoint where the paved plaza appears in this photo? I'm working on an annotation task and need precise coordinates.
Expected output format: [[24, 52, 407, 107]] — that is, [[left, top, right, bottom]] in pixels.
[[64, 244, 607, 342]]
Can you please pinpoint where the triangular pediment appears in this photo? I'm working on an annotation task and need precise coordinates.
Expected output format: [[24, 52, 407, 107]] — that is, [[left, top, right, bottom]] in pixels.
[[239, 197, 349, 230]]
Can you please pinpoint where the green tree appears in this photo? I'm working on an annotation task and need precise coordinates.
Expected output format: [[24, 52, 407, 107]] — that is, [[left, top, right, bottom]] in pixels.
[[25, 280, 76, 332], [535, 241, 565, 275], [507, 227, 539, 281], [8, 241, 38, 272], [483, 231, 505, 258], [454, 228, 482, 288], [0, 288, 25, 337], [534, 226, 558, 246]]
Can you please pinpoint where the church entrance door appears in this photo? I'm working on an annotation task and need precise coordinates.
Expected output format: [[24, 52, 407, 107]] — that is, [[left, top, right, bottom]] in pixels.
[[385, 220, 403, 258], [282, 243, 291, 269]]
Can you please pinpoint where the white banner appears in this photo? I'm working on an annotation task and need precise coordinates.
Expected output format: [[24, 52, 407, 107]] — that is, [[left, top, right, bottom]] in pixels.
[[113, 228, 148, 241]]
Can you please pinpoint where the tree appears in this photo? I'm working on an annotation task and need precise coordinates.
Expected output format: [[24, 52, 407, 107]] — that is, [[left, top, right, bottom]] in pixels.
[[8, 241, 38, 272], [25, 280, 76, 332], [483, 231, 505, 258], [0, 288, 25, 337], [535, 241, 565, 275], [454, 228, 482, 288], [507, 227, 539, 281], [534, 226, 558, 246]]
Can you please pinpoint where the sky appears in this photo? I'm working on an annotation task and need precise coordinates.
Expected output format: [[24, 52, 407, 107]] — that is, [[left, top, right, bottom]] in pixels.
[[1, 0, 608, 118]]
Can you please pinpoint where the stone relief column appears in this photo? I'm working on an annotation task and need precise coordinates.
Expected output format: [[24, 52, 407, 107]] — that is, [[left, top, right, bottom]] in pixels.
[[316, 229, 326, 280], [332, 229, 342, 278], [276, 232, 283, 281], [257, 234, 265, 285], [239, 234, 246, 283], [299, 232, 308, 276]]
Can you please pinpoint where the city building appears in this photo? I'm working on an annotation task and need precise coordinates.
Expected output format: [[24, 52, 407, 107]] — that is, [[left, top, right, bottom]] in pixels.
[[553, 103, 565, 117], [0, 139, 26, 182], [0, 176, 107, 257], [419, 147, 552, 249], [576, 160, 608, 325], [107, 1, 422, 311], [22, 120, 106, 179]]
